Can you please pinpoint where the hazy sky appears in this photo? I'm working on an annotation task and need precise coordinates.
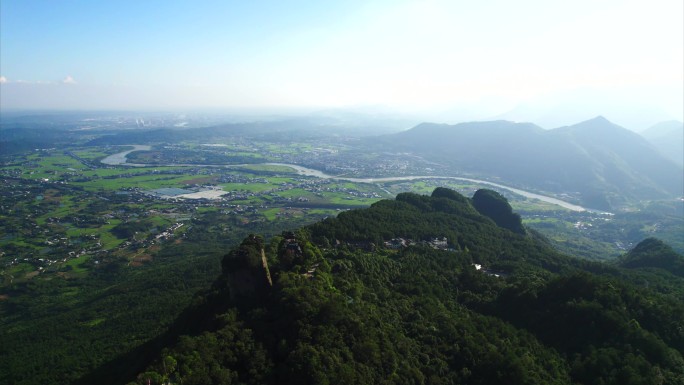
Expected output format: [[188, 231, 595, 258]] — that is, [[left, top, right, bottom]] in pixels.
[[1, 0, 682, 127]]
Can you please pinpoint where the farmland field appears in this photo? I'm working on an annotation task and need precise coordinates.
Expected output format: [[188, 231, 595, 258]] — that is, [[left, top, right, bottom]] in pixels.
[[4, 140, 679, 288]]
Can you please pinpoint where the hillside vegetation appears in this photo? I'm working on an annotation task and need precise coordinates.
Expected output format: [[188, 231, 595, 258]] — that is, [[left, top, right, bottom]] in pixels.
[[129, 188, 684, 385]]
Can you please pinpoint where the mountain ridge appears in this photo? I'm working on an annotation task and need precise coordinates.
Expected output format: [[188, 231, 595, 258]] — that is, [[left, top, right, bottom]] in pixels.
[[376, 117, 683, 210], [125, 188, 684, 385], [640, 120, 684, 167]]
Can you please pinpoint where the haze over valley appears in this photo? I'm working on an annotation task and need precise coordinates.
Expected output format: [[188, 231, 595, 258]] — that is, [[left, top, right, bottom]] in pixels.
[[1, 1, 683, 384]]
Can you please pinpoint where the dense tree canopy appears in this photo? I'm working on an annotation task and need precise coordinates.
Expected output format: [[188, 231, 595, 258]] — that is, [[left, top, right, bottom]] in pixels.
[[619, 237, 684, 277], [131, 189, 684, 385], [471, 189, 526, 235]]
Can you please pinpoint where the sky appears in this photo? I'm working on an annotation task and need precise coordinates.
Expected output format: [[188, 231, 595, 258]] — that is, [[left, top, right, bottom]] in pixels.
[[1, 0, 682, 128]]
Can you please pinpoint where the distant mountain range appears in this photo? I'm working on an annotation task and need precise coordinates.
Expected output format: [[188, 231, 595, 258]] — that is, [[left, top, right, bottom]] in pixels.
[[8, 112, 680, 211], [640, 120, 684, 167], [374, 116, 683, 210]]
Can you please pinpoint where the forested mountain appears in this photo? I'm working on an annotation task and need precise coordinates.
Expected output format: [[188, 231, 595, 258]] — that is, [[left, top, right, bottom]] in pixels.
[[640, 120, 684, 167], [126, 188, 684, 385], [374, 117, 684, 210], [619, 237, 684, 277]]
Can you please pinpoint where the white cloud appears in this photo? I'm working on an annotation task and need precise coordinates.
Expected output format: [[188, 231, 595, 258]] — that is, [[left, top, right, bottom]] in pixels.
[[0, 76, 7, 84], [62, 75, 76, 84]]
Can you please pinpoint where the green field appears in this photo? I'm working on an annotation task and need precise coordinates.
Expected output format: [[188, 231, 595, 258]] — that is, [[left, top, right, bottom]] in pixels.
[[322, 192, 379, 206], [262, 207, 282, 221], [60, 255, 91, 277], [73, 149, 111, 160], [238, 164, 297, 173], [3, 144, 681, 286]]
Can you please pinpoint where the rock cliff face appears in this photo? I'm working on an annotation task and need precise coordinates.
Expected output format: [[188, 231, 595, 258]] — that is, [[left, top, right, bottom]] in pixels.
[[221, 234, 272, 303]]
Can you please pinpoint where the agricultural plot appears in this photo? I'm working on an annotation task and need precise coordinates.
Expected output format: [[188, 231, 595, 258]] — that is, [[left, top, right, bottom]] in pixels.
[[238, 164, 297, 173], [2, 139, 681, 286], [0, 145, 397, 283]]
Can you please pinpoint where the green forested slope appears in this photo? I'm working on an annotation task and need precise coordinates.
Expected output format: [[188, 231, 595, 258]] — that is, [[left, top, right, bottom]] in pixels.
[[131, 189, 684, 385], [619, 238, 684, 277], [0, 248, 222, 385]]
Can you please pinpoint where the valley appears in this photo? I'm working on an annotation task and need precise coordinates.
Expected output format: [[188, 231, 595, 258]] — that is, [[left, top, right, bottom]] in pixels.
[[2, 2, 682, 383], [2, 119, 682, 286], [4, 132, 680, 287], [0, 114, 682, 384]]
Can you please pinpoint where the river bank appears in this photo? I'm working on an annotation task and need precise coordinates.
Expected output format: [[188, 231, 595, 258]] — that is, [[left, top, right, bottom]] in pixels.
[[101, 146, 590, 212]]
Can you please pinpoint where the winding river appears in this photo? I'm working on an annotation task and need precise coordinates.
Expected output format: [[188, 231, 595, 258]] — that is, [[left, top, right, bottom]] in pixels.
[[101, 145, 589, 212], [100, 145, 152, 165]]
